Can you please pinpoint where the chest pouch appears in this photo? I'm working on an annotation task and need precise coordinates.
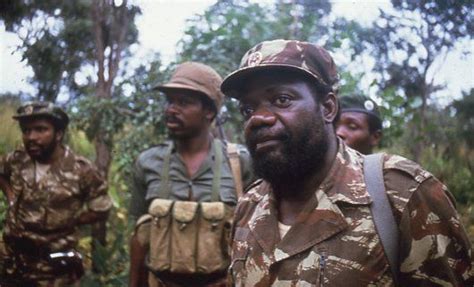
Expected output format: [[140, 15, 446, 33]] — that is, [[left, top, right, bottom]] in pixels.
[[145, 140, 237, 275]]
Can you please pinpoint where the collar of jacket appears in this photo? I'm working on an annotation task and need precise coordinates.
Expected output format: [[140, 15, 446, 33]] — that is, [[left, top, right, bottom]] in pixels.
[[245, 141, 373, 263], [19, 145, 76, 186]]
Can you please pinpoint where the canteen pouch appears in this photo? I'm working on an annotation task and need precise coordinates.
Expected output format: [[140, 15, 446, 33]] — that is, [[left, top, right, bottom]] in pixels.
[[147, 199, 174, 272], [197, 202, 233, 274], [170, 201, 199, 273]]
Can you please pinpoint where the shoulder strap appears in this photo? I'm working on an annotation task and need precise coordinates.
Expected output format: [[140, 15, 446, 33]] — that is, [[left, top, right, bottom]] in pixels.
[[226, 143, 243, 199], [211, 139, 223, 202], [160, 142, 174, 199], [364, 153, 400, 286]]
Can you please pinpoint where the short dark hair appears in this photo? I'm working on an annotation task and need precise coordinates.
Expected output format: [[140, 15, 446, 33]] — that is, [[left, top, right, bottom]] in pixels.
[[196, 92, 218, 121], [19, 115, 68, 132], [367, 114, 382, 134]]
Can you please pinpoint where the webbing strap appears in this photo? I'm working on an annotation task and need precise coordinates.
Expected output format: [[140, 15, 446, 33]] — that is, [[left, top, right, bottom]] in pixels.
[[364, 153, 400, 286], [211, 139, 222, 202], [160, 142, 174, 199], [226, 143, 243, 199]]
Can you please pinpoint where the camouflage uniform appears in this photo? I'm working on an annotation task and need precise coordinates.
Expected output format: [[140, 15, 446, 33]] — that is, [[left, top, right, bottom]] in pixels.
[[0, 146, 111, 283], [221, 40, 473, 286], [229, 141, 472, 286]]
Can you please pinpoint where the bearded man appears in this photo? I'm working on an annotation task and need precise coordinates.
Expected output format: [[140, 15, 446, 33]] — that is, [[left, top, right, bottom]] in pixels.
[[221, 39, 472, 286], [0, 101, 111, 286]]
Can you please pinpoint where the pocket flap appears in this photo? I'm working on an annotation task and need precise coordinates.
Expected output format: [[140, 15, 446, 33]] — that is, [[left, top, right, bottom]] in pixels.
[[201, 202, 226, 221], [148, 198, 174, 217], [173, 201, 198, 223]]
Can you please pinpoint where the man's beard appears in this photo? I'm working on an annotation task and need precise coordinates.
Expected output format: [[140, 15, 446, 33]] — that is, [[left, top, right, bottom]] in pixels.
[[25, 139, 58, 162], [246, 114, 329, 189]]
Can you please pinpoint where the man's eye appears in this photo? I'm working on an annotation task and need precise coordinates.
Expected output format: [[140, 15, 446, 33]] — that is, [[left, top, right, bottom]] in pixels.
[[274, 95, 291, 106], [348, 123, 359, 130], [240, 106, 254, 118]]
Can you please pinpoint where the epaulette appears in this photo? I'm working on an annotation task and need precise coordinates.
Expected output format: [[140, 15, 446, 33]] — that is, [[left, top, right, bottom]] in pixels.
[[244, 178, 263, 194], [384, 154, 433, 184]]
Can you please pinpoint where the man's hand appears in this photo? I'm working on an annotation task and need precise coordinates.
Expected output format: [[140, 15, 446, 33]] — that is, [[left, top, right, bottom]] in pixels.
[[75, 210, 109, 226], [0, 175, 14, 207]]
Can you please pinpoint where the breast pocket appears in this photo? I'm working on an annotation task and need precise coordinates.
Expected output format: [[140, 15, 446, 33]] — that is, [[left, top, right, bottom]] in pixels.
[[44, 181, 81, 230]]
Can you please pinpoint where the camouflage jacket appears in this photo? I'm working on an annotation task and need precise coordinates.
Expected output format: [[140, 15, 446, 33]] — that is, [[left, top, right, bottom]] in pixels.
[[0, 146, 111, 252], [230, 142, 472, 286]]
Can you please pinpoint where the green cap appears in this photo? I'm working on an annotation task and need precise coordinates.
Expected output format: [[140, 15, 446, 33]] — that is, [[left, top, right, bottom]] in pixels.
[[221, 39, 339, 98], [13, 101, 69, 129], [339, 95, 381, 122]]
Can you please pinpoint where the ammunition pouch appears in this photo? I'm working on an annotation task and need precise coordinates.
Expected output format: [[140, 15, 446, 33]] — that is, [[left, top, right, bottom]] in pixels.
[[143, 198, 234, 275], [47, 250, 84, 278], [3, 235, 83, 279]]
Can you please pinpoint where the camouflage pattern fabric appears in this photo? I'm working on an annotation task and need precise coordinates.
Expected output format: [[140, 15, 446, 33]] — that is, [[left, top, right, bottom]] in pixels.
[[221, 39, 339, 98], [230, 141, 473, 286], [12, 101, 69, 127], [0, 146, 111, 281]]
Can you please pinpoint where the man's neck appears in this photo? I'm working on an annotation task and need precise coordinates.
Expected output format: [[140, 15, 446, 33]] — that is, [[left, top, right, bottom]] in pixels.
[[174, 131, 212, 156], [174, 131, 213, 178]]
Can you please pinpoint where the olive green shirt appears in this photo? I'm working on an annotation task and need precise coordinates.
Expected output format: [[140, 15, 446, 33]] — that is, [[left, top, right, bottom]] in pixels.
[[129, 139, 254, 221]]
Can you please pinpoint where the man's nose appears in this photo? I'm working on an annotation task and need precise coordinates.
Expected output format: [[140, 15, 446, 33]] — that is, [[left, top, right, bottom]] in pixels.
[[244, 107, 277, 132], [23, 130, 39, 141], [165, 102, 179, 114], [336, 126, 347, 140]]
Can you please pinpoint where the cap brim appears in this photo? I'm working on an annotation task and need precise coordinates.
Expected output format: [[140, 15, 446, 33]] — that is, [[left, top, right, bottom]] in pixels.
[[12, 113, 55, 120], [221, 64, 320, 99], [154, 83, 203, 95]]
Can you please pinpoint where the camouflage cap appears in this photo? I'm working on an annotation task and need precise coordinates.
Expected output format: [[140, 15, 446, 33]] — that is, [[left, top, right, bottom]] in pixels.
[[221, 39, 339, 98], [339, 95, 381, 122], [154, 62, 224, 111], [13, 101, 69, 128]]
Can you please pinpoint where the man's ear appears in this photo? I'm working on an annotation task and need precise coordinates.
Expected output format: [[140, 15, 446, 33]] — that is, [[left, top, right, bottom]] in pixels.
[[205, 108, 216, 122], [321, 92, 338, 123], [55, 129, 64, 143], [370, 130, 382, 147]]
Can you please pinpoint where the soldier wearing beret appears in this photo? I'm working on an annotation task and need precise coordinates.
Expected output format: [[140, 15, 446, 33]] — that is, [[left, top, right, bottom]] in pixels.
[[128, 62, 254, 287], [0, 101, 112, 286], [336, 95, 383, 154], [221, 39, 472, 286]]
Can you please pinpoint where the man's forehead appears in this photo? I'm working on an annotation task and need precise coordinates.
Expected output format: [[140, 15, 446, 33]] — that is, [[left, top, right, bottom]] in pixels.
[[340, 111, 369, 123], [19, 116, 55, 127]]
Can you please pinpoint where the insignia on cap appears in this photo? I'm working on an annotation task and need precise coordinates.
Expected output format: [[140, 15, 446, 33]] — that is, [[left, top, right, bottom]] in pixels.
[[247, 52, 262, 67], [364, 100, 374, 111], [25, 105, 33, 115]]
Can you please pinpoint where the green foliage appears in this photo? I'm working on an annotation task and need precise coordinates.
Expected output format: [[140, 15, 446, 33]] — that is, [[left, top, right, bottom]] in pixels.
[[1, 0, 473, 284], [0, 0, 140, 101], [452, 89, 474, 148], [0, 96, 22, 155]]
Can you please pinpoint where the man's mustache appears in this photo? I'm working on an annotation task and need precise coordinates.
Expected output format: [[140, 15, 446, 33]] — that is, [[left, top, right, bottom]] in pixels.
[[165, 115, 184, 125], [246, 128, 290, 149]]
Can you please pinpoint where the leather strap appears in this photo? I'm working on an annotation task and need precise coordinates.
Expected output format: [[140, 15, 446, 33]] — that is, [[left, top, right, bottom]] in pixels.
[[226, 143, 243, 199], [364, 153, 399, 286]]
